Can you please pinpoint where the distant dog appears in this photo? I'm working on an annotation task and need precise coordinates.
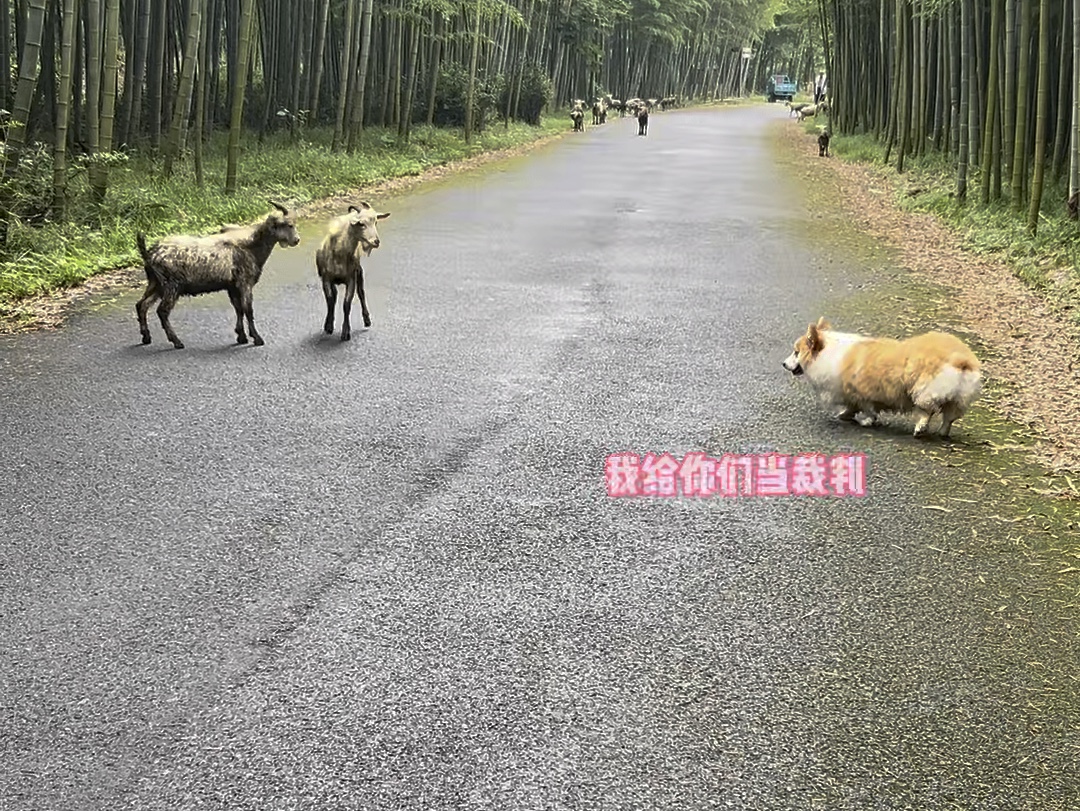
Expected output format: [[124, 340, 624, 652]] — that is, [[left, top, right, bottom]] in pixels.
[[782, 317, 983, 438], [637, 107, 649, 136], [818, 130, 830, 157]]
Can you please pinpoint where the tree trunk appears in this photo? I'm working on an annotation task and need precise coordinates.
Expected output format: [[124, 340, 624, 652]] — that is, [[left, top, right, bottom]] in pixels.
[[0, 0, 9, 106], [163, 0, 206, 177], [146, 0, 167, 150], [425, 11, 442, 125], [309, 0, 331, 122], [1005, 0, 1018, 172], [1070, 0, 1080, 215], [399, 14, 421, 142], [53, 0, 79, 220], [226, 0, 257, 194], [465, 0, 482, 143], [92, 0, 121, 205], [981, 0, 1001, 204], [0, 0, 48, 244], [1012, 0, 1032, 210], [119, 0, 150, 145], [4, 0, 48, 165], [348, 0, 376, 148], [332, 0, 357, 151], [1052, 1, 1071, 181], [956, 0, 970, 200], [194, 0, 211, 187], [1028, 0, 1051, 232], [84, 0, 102, 187]]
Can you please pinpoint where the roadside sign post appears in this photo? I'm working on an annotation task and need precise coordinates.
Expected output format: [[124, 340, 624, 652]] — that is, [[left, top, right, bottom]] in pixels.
[[740, 47, 753, 97]]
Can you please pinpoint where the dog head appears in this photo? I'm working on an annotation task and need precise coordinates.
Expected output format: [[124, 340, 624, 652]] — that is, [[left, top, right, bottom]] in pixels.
[[783, 317, 832, 376]]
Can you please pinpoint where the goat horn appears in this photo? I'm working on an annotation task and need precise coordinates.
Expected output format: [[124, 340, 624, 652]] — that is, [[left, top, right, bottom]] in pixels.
[[270, 200, 289, 215], [348, 205, 360, 214]]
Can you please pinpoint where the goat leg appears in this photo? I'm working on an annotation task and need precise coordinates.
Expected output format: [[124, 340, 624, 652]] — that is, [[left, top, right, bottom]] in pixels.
[[241, 288, 264, 346], [322, 279, 337, 335], [136, 285, 159, 345], [341, 276, 355, 341], [357, 266, 372, 328], [228, 289, 248, 344], [157, 294, 184, 350]]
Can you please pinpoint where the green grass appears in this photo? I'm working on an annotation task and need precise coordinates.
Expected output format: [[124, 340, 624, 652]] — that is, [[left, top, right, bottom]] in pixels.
[[821, 122, 1080, 324], [0, 118, 565, 320]]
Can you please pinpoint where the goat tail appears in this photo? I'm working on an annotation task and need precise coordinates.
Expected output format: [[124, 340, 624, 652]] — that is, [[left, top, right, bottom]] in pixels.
[[135, 231, 166, 289], [136, 231, 151, 265]]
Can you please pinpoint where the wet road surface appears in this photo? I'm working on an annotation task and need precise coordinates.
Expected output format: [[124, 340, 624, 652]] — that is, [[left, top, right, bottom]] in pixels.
[[2, 106, 1080, 810]]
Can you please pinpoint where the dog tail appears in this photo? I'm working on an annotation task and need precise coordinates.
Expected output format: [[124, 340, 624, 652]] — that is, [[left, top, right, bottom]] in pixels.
[[948, 353, 983, 408], [949, 353, 980, 374]]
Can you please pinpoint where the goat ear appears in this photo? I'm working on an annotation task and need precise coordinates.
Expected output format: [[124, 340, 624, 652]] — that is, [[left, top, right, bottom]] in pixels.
[[377, 212, 390, 220]]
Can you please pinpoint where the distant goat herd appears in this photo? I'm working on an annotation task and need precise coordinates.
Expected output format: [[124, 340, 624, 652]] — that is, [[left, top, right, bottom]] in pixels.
[[135, 201, 389, 349], [568, 95, 679, 135]]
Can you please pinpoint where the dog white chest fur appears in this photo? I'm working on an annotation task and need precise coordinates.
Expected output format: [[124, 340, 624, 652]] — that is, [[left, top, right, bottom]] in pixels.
[[783, 318, 983, 437]]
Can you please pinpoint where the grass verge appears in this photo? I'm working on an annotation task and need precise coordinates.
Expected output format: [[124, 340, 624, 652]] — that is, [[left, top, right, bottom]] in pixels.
[[812, 121, 1080, 325]]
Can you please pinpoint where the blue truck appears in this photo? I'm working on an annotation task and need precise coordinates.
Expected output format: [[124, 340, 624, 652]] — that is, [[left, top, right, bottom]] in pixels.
[[766, 74, 798, 103]]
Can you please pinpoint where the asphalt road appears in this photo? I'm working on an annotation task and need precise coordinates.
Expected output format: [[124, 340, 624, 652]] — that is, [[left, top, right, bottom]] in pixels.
[[2, 106, 1080, 811]]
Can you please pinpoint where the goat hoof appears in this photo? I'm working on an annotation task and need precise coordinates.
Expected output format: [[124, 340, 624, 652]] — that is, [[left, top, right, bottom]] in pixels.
[[236, 335, 248, 344], [253, 336, 265, 347], [323, 325, 334, 335], [341, 332, 351, 342], [172, 341, 185, 350], [141, 334, 152, 345]]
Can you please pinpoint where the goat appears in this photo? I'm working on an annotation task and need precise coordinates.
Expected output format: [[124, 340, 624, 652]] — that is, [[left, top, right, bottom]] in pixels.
[[818, 129, 831, 157], [315, 202, 391, 341], [787, 101, 811, 117], [797, 104, 820, 122], [135, 202, 300, 349], [592, 100, 606, 125], [570, 108, 585, 132], [637, 106, 649, 136]]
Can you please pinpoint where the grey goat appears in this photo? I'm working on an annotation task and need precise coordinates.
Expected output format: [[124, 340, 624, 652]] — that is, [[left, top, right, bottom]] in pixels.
[[135, 202, 300, 349], [315, 202, 391, 340]]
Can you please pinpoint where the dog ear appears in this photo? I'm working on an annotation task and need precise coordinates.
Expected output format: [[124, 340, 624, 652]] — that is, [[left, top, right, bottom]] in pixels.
[[816, 316, 832, 331]]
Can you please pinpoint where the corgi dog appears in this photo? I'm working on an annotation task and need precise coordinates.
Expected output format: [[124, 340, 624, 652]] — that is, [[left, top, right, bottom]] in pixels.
[[782, 317, 983, 438]]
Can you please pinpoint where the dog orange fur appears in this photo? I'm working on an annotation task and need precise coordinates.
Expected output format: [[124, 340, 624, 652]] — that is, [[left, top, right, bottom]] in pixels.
[[782, 317, 983, 437]]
